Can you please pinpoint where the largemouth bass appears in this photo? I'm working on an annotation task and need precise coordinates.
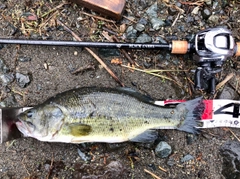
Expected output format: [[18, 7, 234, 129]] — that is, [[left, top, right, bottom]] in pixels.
[[16, 87, 204, 143]]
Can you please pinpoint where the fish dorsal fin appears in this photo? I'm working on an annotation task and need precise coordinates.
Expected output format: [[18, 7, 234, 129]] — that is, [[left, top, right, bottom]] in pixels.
[[69, 124, 92, 136], [116, 87, 154, 104], [129, 130, 158, 143]]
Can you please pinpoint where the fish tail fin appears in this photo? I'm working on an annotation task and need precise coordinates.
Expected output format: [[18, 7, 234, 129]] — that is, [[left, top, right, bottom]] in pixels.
[[176, 97, 205, 134]]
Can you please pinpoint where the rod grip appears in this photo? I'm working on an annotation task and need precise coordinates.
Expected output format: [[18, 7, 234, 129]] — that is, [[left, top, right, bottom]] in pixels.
[[235, 42, 240, 57], [171, 40, 188, 54]]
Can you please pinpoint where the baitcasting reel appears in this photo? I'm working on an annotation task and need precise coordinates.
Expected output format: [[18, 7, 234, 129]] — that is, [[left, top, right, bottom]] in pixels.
[[193, 28, 238, 93]]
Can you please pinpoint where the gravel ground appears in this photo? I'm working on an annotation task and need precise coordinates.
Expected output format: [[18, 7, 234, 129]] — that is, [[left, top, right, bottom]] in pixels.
[[0, 0, 240, 178]]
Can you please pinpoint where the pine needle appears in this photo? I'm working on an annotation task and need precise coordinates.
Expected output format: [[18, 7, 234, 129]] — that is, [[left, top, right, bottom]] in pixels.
[[121, 64, 183, 87], [144, 169, 162, 179]]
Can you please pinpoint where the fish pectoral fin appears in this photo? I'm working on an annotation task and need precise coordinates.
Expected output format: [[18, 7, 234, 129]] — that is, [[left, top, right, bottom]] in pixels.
[[69, 124, 92, 136], [129, 130, 158, 143], [71, 139, 90, 143]]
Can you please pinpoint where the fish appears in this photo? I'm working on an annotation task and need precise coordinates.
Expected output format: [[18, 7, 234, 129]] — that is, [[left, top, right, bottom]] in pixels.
[[16, 87, 205, 143]]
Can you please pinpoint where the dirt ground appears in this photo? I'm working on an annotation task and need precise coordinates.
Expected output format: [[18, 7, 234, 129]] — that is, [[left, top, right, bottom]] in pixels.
[[0, 0, 240, 178]]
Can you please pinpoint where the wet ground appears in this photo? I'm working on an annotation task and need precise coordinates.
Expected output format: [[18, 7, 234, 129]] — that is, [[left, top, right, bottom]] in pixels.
[[0, 0, 240, 178]]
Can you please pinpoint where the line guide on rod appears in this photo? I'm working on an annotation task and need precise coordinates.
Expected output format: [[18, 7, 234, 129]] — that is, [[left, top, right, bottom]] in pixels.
[[0, 27, 239, 93]]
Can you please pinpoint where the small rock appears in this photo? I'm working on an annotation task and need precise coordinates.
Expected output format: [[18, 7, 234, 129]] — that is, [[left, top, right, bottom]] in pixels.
[[168, 7, 178, 15], [220, 141, 240, 179], [155, 141, 172, 158], [146, 2, 158, 18], [18, 56, 31, 62], [202, 8, 212, 20], [0, 58, 10, 74], [0, 74, 14, 86], [77, 148, 91, 162], [136, 33, 152, 43], [150, 17, 165, 30], [208, 15, 219, 24], [204, 0, 212, 6], [138, 18, 148, 25], [135, 23, 145, 32], [186, 15, 194, 23], [15, 72, 31, 88], [191, 6, 200, 15], [126, 26, 137, 40], [0, 4, 7, 10], [44, 164, 51, 171], [154, 36, 167, 44], [181, 154, 194, 163], [186, 133, 197, 145], [218, 86, 239, 100], [167, 157, 175, 166]]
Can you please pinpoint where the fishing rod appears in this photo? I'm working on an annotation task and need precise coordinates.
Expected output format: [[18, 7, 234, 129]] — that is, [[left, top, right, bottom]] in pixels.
[[0, 27, 239, 93]]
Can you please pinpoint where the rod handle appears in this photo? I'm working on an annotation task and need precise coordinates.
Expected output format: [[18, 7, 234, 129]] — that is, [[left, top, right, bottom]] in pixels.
[[171, 40, 188, 54], [235, 42, 240, 57]]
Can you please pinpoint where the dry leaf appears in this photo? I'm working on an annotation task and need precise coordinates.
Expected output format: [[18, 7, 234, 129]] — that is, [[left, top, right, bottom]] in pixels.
[[111, 58, 122, 65]]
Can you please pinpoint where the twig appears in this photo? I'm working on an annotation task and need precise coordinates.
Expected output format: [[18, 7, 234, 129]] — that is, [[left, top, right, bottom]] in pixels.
[[39, 10, 59, 32], [158, 166, 168, 173], [179, 0, 205, 6], [80, 11, 116, 23], [112, 36, 137, 65], [123, 15, 138, 23], [144, 169, 162, 179], [229, 128, 240, 142], [22, 156, 31, 176], [216, 72, 234, 91], [71, 63, 95, 74], [46, 153, 54, 179], [41, 2, 69, 18], [172, 12, 180, 27], [57, 20, 124, 87]]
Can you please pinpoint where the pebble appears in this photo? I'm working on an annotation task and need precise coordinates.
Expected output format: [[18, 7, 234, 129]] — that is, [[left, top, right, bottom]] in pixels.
[[0, 58, 10, 74], [168, 7, 178, 16], [135, 23, 145, 32], [167, 157, 175, 166], [154, 36, 167, 44], [202, 8, 212, 20], [150, 17, 165, 30], [208, 14, 219, 24], [191, 6, 200, 15], [138, 18, 148, 25], [15, 72, 31, 88], [77, 148, 91, 162], [181, 154, 194, 163], [218, 86, 239, 99], [146, 2, 158, 18], [126, 26, 137, 40], [18, 56, 32, 62], [155, 141, 172, 158], [136, 33, 152, 43], [220, 141, 240, 179], [205, 0, 212, 6], [0, 74, 14, 86]]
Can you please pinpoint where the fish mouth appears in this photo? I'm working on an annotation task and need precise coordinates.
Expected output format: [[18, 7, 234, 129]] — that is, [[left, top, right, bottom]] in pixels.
[[15, 120, 31, 137]]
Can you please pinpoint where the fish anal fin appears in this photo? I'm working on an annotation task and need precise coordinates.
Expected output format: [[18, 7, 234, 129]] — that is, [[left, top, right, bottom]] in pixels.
[[69, 124, 92, 136], [129, 130, 158, 143]]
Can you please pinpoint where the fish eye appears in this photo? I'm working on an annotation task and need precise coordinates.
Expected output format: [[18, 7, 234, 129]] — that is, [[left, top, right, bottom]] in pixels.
[[27, 110, 33, 118]]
